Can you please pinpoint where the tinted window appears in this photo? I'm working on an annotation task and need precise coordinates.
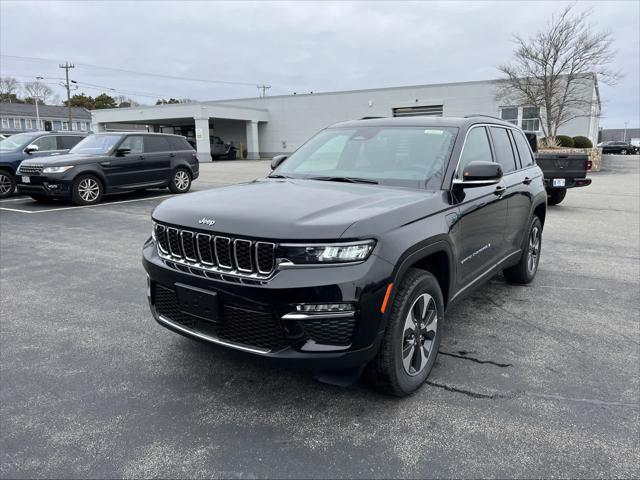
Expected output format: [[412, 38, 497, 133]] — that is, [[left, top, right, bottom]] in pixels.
[[144, 136, 171, 153], [119, 135, 144, 154], [59, 135, 83, 150], [456, 127, 492, 178], [512, 130, 535, 167], [32, 136, 58, 151], [167, 136, 192, 151], [489, 127, 517, 173]]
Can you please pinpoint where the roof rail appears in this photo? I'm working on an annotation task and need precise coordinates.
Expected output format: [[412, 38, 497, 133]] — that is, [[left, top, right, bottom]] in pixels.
[[359, 116, 385, 120], [464, 114, 504, 121]]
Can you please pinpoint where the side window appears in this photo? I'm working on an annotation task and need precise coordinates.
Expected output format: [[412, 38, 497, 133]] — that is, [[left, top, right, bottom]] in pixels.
[[489, 127, 517, 174], [144, 136, 171, 153], [168, 137, 193, 151], [32, 136, 58, 151], [119, 136, 144, 154], [59, 136, 83, 150], [456, 127, 492, 178], [512, 130, 535, 167]]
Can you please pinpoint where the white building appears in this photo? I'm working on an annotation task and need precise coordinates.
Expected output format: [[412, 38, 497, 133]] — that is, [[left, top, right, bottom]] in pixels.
[[91, 77, 601, 160]]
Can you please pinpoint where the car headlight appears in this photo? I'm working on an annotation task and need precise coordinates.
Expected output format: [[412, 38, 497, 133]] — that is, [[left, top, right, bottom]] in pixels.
[[279, 240, 376, 264], [42, 166, 74, 174]]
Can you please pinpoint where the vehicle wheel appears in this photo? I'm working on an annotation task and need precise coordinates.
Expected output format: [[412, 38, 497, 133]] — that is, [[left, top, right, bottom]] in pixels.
[[71, 174, 103, 206], [370, 268, 443, 397], [0, 170, 16, 198], [226, 149, 237, 160], [169, 168, 191, 194], [620, 149, 628, 155], [547, 188, 567, 206], [504, 215, 542, 285]]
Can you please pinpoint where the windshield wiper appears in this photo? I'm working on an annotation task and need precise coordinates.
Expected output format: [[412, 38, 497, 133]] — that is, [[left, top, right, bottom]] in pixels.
[[308, 176, 378, 184], [267, 174, 293, 179]]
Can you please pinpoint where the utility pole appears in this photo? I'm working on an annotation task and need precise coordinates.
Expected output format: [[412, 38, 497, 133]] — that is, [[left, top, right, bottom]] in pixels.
[[257, 84, 271, 97], [623, 121, 628, 142], [35, 76, 43, 130], [59, 62, 75, 130]]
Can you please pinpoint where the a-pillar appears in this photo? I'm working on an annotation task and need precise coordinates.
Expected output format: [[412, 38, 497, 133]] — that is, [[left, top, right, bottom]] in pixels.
[[246, 120, 260, 159], [194, 117, 211, 162]]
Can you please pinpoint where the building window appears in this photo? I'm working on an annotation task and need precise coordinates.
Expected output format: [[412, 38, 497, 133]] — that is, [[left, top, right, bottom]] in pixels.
[[500, 107, 518, 125], [13, 118, 22, 129], [80, 122, 87, 131], [62, 121, 69, 131], [521, 107, 540, 131], [25, 119, 33, 129], [1, 118, 8, 129]]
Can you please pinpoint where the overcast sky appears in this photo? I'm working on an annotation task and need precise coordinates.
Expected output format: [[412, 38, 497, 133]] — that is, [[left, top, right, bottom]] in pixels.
[[1, 0, 638, 128]]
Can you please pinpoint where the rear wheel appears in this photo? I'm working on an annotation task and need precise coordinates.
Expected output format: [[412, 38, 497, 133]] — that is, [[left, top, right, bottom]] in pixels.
[[620, 149, 628, 155], [169, 168, 191, 193], [547, 188, 566, 206], [504, 215, 542, 284], [370, 269, 443, 397], [71, 174, 103, 205], [0, 170, 16, 198]]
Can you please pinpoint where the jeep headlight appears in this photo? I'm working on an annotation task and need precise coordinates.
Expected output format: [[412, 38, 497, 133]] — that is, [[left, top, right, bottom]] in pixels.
[[42, 165, 74, 174], [279, 240, 375, 264]]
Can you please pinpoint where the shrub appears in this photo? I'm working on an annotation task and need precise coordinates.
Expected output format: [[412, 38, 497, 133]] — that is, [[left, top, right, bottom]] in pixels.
[[572, 136, 593, 148], [555, 135, 575, 148], [540, 137, 561, 149]]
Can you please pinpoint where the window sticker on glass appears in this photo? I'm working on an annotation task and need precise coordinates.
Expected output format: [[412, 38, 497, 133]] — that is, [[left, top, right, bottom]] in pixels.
[[424, 129, 444, 135]]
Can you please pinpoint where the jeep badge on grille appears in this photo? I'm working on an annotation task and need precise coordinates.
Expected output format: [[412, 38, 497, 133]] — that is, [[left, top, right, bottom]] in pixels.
[[198, 217, 216, 226]]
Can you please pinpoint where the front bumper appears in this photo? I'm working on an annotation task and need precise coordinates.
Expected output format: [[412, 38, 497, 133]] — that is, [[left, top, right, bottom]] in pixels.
[[16, 174, 72, 198], [142, 238, 393, 371]]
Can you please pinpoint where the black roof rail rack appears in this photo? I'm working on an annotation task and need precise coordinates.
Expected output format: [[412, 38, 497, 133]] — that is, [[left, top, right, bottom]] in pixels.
[[359, 116, 385, 120], [464, 114, 504, 121]]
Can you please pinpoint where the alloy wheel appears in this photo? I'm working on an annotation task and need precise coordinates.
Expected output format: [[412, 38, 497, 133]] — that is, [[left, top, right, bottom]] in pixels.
[[0, 174, 12, 195], [527, 225, 541, 274], [402, 293, 438, 376], [174, 170, 189, 191], [78, 178, 100, 202]]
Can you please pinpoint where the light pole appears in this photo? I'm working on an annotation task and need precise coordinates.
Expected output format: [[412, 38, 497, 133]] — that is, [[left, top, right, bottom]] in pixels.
[[623, 122, 628, 142]]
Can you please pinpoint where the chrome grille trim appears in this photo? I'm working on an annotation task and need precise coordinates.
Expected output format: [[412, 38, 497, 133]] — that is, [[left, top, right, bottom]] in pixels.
[[153, 223, 277, 279], [18, 164, 45, 175], [234, 239, 253, 272]]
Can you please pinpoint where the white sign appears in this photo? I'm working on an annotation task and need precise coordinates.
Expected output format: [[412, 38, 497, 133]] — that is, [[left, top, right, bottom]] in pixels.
[[195, 128, 203, 140]]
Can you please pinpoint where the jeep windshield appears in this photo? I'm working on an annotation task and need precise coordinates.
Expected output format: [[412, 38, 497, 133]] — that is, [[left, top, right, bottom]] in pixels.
[[0, 133, 39, 152], [273, 126, 458, 189], [70, 134, 122, 155]]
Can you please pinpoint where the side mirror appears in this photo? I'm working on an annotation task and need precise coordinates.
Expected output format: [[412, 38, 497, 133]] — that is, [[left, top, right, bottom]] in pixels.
[[453, 161, 503, 188], [24, 144, 39, 154], [271, 154, 288, 170], [115, 148, 131, 157]]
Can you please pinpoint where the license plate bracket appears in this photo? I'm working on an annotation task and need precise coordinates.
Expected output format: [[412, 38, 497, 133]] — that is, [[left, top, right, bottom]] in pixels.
[[22, 176, 30, 183], [175, 283, 220, 323], [553, 178, 566, 187]]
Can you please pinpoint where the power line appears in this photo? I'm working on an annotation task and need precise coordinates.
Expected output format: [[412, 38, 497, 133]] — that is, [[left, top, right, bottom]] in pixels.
[[1, 54, 263, 88]]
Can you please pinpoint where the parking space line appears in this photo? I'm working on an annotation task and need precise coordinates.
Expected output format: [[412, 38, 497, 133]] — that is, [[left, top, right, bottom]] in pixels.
[[0, 194, 174, 214], [0, 197, 31, 203]]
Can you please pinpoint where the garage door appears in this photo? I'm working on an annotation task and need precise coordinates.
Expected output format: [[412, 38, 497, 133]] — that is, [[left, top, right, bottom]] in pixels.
[[392, 105, 444, 117]]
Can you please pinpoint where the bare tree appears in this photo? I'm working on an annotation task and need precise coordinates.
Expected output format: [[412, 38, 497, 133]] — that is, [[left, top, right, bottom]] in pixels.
[[114, 95, 140, 108], [23, 81, 54, 104], [0, 77, 20, 102], [496, 4, 620, 139]]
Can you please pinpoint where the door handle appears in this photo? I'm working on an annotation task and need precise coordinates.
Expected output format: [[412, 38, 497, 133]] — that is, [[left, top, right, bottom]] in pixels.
[[522, 177, 532, 185], [138, 155, 145, 160], [494, 185, 507, 196], [100, 161, 111, 166]]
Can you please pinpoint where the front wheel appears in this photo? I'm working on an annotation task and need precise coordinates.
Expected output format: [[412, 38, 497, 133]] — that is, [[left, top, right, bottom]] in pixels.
[[0, 171, 16, 198], [504, 215, 542, 284], [169, 168, 191, 193], [370, 268, 443, 397], [620, 149, 628, 155], [71, 174, 103, 205], [547, 188, 566, 206]]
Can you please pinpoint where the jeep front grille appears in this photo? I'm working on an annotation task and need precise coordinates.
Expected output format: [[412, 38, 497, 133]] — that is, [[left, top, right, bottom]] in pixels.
[[18, 164, 44, 175], [154, 222, 276, 278]]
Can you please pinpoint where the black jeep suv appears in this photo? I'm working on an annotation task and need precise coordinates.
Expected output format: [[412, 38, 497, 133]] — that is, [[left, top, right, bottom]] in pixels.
[[17, 132, 199, 205], [143, 116, 547, 396]]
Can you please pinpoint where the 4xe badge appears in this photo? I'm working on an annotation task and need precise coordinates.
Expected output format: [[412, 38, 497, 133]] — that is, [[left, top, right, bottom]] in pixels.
[[198, 217, 216, 226]]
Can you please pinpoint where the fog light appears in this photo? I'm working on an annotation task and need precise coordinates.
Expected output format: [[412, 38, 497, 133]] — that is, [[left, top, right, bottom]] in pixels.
[[46, 183, 60, 190], [295, 303, 354, 313]]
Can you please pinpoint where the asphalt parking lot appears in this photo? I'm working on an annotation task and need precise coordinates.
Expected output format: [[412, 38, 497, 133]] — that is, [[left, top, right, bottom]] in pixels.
[[1, 156, 638, 478]]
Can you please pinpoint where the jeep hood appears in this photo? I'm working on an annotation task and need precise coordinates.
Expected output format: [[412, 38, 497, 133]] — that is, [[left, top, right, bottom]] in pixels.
[[152, 178, 443, 240]]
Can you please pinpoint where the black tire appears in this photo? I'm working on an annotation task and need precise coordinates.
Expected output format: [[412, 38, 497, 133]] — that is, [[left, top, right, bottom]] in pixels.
[[226, 148, 237, 160], [169, 168, 191, 194], [547, 188, 566, 206], [71, 174, 103, 206], [370, 268, 444, 397], [504, 215, 542, 284], [0, 170, 16, 198]]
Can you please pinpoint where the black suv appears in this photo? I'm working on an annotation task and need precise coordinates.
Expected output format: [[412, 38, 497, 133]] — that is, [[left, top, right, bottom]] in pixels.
[[17, 132, 199, 205], [143, 116, 546, 396]]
